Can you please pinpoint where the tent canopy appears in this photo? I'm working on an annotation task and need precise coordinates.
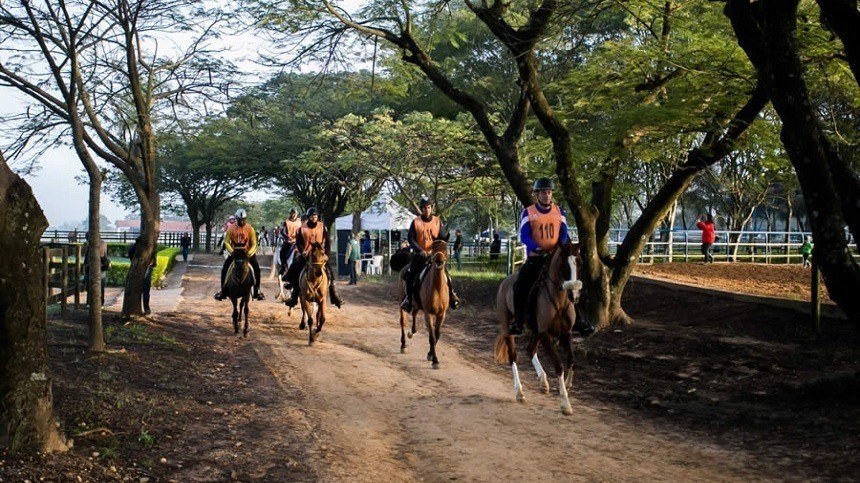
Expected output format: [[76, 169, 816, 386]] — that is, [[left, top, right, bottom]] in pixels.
[[335, 194, 414, 232]]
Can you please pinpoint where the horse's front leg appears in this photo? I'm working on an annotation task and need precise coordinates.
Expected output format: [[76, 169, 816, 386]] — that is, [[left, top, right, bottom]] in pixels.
[[425, 313, 440, 369], [527, 334, 549, 394], [562, 331, 576, 390], [316, 298, 326, 336], [242, 295, 250, 338], [302, 299, 315, 346], [540, 332, 572, 416], [232, 301, 240, 336]]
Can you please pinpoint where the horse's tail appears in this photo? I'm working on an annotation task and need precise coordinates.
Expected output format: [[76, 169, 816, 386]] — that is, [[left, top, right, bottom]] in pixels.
[[494, 333, 512, 365]]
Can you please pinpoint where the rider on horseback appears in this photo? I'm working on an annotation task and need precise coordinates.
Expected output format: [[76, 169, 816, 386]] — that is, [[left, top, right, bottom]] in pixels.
[[399, 198, 461, 312], [283, 207, 344, 309], [509, 178, 592, 336], [214, 208, 265, 301], [278, 207, 302, 274]]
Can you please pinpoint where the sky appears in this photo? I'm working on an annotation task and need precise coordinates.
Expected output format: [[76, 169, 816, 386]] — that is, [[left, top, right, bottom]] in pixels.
[[2, 1, 369, 229]]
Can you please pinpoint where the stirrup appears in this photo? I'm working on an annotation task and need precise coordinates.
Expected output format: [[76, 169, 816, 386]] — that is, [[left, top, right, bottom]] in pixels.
[[213, 292, 225, 301]]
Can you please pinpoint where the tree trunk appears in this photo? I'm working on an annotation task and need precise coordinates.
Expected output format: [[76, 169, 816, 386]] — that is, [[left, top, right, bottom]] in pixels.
[[726, 0, 860, 323], [122, 198, 160, 317], [0, 155, 69, 453], [85, 172, 106, 352]]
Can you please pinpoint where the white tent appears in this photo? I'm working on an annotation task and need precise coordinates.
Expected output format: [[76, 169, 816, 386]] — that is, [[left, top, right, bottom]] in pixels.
[[335, 194, 415, 275], [335, 193, 414, 231]]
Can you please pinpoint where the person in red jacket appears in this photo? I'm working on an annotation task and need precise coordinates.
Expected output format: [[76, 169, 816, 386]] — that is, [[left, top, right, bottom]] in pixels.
[[697, 213, 716, 264]]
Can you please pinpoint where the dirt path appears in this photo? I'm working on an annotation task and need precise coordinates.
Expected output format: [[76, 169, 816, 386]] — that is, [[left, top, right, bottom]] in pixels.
[[173, 254, 785, 482]]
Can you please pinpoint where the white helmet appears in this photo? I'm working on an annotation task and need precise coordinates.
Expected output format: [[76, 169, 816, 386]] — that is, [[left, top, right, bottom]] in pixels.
[[235, 208, 247, 220]]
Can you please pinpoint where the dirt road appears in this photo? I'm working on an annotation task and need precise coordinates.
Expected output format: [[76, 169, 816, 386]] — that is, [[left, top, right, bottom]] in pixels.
[[169, 254, 790, 482]]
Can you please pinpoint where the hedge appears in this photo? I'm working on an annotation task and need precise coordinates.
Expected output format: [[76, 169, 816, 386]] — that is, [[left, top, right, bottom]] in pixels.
[[105, 246, 181, 289]]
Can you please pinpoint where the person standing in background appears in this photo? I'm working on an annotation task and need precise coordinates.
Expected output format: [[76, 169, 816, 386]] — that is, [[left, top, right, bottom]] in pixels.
[[801, 236, 813, 268], [696, 213, 716, 264], [179, 232, 191, 262], [453, 230, 463, 270], [345, 232, 361, 285]]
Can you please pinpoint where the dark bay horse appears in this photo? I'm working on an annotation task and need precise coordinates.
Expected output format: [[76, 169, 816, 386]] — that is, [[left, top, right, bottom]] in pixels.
[[299, 242, 328, 346], [494, 241, 583, 414], [398, 240, 450, 369], [225, 246, 254, 338]]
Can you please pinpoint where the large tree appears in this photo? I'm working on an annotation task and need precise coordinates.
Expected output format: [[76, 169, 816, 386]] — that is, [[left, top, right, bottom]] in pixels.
[[260, 0, 765, 327], [725, 0, 860, 323], [0, 152, 67, 454], [0, 0, 234, 319]]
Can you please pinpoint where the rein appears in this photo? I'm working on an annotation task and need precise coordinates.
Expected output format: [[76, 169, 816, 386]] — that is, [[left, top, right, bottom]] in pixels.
[[532, 249, 574, 321]]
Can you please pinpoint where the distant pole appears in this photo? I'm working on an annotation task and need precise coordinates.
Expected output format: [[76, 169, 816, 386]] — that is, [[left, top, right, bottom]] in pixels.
[[811, 256, 821, 333]]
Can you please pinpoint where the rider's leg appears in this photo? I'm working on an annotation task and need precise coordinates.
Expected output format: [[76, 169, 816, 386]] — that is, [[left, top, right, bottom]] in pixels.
[[214, 256, 231, 300], [510, 256, 541, 334], [250, 255, 264, 300], [446, 270, 460, 309], [326, 265, 344, 308], [399, 266, 413, 311], [400, 254, 427, 311], [284, 256, 305, 307]]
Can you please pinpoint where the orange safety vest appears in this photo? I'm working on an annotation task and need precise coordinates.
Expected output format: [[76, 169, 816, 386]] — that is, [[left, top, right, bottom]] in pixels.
[[285, 217, 302, 243], [413, 216, 441, 252], [300, 222, 325, 254], [226, 224, 258, 256], [526, 204, 563, 251]]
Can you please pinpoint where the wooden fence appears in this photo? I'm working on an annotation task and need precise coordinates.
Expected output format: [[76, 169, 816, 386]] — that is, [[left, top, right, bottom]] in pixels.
[[42, 242, 83, 318]]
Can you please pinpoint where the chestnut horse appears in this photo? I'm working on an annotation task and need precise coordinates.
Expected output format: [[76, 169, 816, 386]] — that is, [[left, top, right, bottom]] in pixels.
[[494, 241, 583, 415], [299, 242, 328, 346], [225, 247, 253, 338], [398, 240, 450, 369]]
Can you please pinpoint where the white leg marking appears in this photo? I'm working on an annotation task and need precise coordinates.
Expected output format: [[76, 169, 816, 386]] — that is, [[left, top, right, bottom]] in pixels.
[[559, 374, 573, 415], [512, 362, 525, 402], [532, 353, 549, 393]]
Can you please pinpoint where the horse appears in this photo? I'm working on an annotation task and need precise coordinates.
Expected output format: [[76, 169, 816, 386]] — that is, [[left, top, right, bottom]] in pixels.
[[224, 246, 254, 338], [493, 241, 583, 415], [298, 242, 329, 346], [398, 240, 450, 369]]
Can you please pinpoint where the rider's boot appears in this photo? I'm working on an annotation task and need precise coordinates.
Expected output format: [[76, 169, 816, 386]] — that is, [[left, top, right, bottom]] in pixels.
[[509, 298, 526, 335], [446, 273, 460, 309], [329, 283, 344, 308], [285, 288, 299, 308], [400, 295, 413, 312], [572, 318, 595, 337], [213, 289, 225, 301]]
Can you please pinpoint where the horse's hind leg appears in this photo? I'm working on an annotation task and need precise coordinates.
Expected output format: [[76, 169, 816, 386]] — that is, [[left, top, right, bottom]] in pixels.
[[527, 335, 549, 393], [400, 309, 408, 354]]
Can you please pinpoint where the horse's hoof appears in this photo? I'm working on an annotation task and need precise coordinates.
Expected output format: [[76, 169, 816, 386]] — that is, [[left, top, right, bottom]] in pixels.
[[407, 330, 414, 339], [516, 394, 526, 403], [541, 385, 550, 394], [243, 332, 249, 339], [400, 347, 408, 354], [432, 362, 440, 370], [299, 322, 306, 330], [561, 406, 573, 416]]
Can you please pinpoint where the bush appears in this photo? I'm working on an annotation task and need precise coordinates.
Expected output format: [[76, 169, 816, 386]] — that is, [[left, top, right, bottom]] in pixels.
[[105, 246, 181, 288]]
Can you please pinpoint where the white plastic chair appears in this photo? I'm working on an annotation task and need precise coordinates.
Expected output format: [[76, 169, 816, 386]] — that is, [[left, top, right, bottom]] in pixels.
[[368, 255, 383, 275]]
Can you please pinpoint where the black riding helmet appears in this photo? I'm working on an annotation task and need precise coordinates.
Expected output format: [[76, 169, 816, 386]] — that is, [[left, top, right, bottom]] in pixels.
[[306, 207, 318, 217], [289, 207, 298, 215], [419, 198, 432, 208], [533, 178, 554, 191]]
